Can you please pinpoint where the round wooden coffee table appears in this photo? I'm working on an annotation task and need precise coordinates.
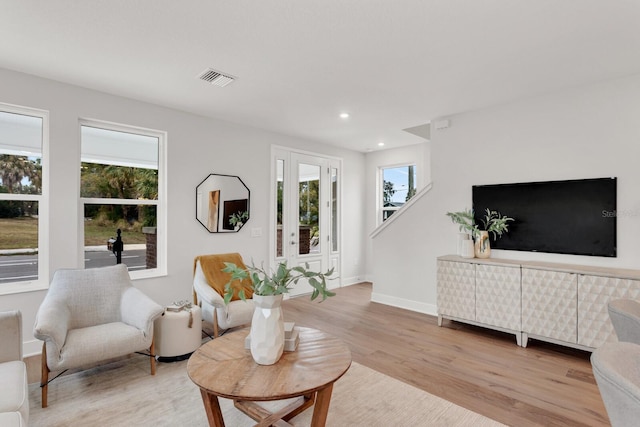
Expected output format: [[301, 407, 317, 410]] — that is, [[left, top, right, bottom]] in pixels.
[[187, 327, 352, 427]]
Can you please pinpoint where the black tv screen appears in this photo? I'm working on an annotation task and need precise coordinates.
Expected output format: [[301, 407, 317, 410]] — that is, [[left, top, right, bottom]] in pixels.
[[472, 177, 617, 257]]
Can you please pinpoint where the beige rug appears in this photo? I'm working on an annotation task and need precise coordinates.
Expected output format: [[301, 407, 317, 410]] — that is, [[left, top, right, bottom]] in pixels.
[[29, 356, 505, 426]]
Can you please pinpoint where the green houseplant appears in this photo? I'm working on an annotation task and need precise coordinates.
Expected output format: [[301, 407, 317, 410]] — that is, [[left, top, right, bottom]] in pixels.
[[228, 210, 249, 230], [446, 208, 514, 258], [222, 261, 335, 365], [222, 261, 336, 304]]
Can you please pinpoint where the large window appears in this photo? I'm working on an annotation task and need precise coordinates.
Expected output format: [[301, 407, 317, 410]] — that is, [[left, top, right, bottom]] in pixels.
[[80, 120, 165, 278], [0, 104, 48, 292], [380, 164, 417, 223]]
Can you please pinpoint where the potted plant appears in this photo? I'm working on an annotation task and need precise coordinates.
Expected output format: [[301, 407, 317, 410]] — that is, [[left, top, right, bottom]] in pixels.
[[446, 208, 514, 258], [222, 261, 335, 364], [228, 210, 249, 231]]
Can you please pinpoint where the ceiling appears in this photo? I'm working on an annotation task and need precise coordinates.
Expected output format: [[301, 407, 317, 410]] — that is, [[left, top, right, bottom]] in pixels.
[[1, 1, 640, 153]]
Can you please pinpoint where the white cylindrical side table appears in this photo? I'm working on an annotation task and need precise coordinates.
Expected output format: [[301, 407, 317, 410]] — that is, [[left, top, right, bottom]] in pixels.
[[154, 304, 202, 361]]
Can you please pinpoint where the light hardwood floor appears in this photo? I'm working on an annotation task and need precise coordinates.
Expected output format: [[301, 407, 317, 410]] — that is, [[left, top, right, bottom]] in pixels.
[[281, 282, 609, 427], [25, 282, 609, 426]]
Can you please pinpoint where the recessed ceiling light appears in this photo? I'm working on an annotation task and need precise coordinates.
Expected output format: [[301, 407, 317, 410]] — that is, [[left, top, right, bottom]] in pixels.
[[378, 142, 385, 147], [339, 113, 350, 119]]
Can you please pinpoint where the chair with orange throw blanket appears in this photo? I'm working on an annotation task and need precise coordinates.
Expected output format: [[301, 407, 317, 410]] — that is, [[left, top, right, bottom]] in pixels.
[[193, 253, 255, 338]]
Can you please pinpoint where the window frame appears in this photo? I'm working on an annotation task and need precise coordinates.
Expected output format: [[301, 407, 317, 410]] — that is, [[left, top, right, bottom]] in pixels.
[[78, 118, 167, 279], [0, 102, 49, 295], [378, 163, 417, 225]]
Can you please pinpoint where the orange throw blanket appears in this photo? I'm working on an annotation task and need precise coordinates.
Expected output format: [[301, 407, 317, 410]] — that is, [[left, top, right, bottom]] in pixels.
[[194, 253, 254, 301]]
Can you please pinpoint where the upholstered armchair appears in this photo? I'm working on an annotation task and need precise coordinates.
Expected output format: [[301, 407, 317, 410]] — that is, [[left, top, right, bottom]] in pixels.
[[591, 342, 640, 427], [608, 299, 640, 344], [193, 253, 254, 338], [33, 264, 163, 408], [0, 310, 29, 426]]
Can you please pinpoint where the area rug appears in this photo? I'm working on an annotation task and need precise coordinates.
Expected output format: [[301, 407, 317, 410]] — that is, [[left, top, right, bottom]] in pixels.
[[29, 357, 505, 426]]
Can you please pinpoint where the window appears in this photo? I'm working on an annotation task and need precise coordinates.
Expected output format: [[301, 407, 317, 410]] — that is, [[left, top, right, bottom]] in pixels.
[[80, 120, 165, 278], [0, 104, 48, 292], [380, 164, 417, 223]]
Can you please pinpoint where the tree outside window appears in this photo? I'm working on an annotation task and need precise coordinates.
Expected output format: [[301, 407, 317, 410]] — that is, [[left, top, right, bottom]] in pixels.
[[80, 122, 164, 276], [381, 165, 416, 223], [0, 107, 46, 289]]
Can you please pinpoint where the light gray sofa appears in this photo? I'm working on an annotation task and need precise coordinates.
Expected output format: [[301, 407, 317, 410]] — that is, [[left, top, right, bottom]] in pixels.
[[591, 341, 640, 427], [0, 310, 29, 426]]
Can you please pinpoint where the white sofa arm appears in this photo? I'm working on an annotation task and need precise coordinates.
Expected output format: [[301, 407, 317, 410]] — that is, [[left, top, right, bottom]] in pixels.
[[33, 298, 70, 358], [193, 272, 227, 310], [120, 287, 164, 337], [0, 310, 22, 363]]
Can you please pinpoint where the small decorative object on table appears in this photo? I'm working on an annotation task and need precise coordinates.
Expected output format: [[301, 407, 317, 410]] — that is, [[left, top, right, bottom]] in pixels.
[[245, 321, 300, 352], [224, 261, 335, 365], [446, 208, 514, 259]]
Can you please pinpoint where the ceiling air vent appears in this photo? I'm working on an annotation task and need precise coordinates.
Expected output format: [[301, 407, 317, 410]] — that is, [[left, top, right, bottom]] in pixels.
[[197, 68, 236, 87]]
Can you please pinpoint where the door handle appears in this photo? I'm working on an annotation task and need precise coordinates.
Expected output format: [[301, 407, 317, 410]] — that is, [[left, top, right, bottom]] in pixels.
[[290, 240, 297, 245]]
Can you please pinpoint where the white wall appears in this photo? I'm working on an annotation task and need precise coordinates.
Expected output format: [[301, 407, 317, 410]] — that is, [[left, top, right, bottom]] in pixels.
[[0, 68, 367, 355], [372, 73, 640, 315], [363, 143, 427, 280]]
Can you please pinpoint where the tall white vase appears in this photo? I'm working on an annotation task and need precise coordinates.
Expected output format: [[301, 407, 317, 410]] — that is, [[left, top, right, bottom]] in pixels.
[[250, 294, 285, 365]]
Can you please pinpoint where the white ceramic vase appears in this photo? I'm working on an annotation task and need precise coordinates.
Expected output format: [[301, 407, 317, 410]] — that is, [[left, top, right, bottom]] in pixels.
[[460, 239, 475, 258], [475, 230, 491, 259], [250, 294, 285, 365]]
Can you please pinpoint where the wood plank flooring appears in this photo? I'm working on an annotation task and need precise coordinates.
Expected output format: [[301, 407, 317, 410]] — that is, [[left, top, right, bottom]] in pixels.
[[25, 282, 609, 426], [281, 282, 609, 427]]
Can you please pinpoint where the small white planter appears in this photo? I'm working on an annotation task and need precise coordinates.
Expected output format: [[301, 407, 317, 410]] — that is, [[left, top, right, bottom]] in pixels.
[[250, 294, 285, 365]]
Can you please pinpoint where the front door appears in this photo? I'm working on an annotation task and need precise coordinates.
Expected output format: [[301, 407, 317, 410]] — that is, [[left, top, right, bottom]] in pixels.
[[271, 148, 341, 297]]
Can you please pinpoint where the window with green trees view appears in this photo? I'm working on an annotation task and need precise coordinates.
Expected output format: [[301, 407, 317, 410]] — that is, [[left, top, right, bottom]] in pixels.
[[80, 121, 165, 276], [0, 105, 47, 290], [380, 164, 417, 223]]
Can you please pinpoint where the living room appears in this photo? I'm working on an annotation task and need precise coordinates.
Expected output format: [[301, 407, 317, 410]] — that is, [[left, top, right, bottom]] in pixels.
[[1, 2, 640, 426]]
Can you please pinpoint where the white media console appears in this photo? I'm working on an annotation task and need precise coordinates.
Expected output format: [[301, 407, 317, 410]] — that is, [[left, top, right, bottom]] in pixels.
[[437, 255, 640, 350]]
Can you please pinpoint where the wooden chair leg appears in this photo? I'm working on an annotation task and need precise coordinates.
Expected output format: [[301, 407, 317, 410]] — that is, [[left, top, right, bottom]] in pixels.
[[213, 308, 220, 338], [150, 338, 156, 375], [41, 342, 49, 408]]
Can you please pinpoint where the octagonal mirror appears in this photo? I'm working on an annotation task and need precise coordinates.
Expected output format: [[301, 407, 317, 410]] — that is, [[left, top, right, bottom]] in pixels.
[[196, 174, 250, 233]]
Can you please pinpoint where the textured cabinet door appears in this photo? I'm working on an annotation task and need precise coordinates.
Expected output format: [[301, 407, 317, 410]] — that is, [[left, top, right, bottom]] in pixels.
[[437, 260, 475, 321], [476, 264, 521, 331], [578, 275, 640, 348], [522, 268, 577, 343]]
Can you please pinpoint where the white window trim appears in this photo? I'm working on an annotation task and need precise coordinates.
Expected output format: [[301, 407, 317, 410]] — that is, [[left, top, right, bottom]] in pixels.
[[0, 102, 49, 295], [377, 162, 418, 226], [78, 118, 167, 279]]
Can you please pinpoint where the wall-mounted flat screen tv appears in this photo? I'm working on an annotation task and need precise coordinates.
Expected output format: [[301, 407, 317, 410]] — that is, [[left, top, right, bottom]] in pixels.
[[472, 177, 617, 257]]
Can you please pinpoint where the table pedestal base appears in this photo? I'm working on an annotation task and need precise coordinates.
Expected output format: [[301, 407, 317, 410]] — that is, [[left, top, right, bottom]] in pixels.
[[200, 383, 334, 427]]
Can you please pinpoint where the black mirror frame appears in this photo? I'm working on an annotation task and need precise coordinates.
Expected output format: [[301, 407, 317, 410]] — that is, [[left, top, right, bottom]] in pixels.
[[196, 173, 250, 233]]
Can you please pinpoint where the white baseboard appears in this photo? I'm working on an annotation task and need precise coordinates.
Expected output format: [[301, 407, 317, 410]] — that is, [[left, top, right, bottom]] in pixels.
[[370, 292, 437, 317], [339, 276, 367, 287]]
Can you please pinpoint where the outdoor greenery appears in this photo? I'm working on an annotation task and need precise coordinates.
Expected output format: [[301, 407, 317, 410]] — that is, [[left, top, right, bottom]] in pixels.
[[0, 155, 155, 250], [0, 217, 146, 250], [0, 155, 41, 195], [81, 162, 158, 227], [222, 261, 336, 304], [0, 217, 39, 249], [383, 165, 416, 205]]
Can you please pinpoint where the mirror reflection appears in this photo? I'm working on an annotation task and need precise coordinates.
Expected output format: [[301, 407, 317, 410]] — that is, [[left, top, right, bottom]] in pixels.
[[196, 174, 250, 233]]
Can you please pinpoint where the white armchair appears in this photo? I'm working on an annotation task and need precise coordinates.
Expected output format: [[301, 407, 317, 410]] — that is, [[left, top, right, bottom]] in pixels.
[[0, 310, 28, 426], [193, 253, 254, 338], [33, 264, 163, 408], [591, 342, 640, 427]]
